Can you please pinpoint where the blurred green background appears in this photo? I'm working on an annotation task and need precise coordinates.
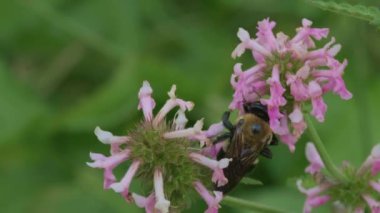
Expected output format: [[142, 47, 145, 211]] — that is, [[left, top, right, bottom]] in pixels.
[[1, 0, 380, 212]]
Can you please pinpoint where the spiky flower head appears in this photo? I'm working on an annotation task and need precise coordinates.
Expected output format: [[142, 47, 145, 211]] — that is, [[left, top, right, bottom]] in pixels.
[[230, 18, 352, 152], [87, 81, 231, 212], [297, 142, 380, 213]]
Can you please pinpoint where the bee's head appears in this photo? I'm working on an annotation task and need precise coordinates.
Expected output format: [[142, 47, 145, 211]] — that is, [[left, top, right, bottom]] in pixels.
[[238, 114, 271, 144], [243, 102, 269, 123]]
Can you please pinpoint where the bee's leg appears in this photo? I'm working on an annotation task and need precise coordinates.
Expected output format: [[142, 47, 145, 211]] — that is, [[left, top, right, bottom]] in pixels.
[[213, 133, 231, 144], [269, 134, 278, 146], [222, 111, 234, 133], [260, 146, 272, 159]]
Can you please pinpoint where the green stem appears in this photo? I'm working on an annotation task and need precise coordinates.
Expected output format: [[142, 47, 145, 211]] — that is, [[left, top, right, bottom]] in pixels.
[[222, 196, 287, 213], [305, 115, 348, 182]]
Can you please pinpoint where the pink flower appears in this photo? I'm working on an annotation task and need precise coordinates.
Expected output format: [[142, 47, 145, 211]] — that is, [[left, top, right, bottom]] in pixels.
[[87, 150, 131, 189], [110, 160, 141, 202], [153, 85, 194, 127], [164, 119, 204, 139], [132, 193, 156, 213], [173, 109, 188, 130], [297, 180, 331, 213], [231, 28, 271, 60], [313, 59, 352, 100], [260, 65, 287, 135], [201, 142, 225, 159], [292, 19, 329, 46], [190, 152, 232, 187], [358, 144, 380, 176], [363, 194, 380, 213], [286, 64, 310, 101], [256, 18, 277, 51], [204, 122, 225, 138], [308, 81, 327, 122], [229, 63, 266, 112], [230, 18, 352, 152], [94, 127, 130, 154], [299, 143, 380, 212], [138, 81, 156, 122], [261, 65, 286, 107], [154, 169, 171, 213], [289, 104, 307, 138], [305, 142, 324, 175], [89, 81, 226, 212], [194, 181, 223, 213], [370, 181, 380, 193]]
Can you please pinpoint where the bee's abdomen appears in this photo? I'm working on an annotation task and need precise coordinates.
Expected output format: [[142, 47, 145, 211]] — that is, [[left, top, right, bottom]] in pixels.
[[214, 157, 256, 193]]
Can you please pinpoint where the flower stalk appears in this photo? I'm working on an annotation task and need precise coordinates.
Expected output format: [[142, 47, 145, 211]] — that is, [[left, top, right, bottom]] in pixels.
[[222, 196, 287, 213], [305, 114, 348, 183]]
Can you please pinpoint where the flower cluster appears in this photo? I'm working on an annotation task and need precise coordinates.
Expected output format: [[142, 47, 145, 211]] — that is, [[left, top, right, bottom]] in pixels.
[[230, 18, 352, 152], [297, 142, 380, 213], [87, 81, 231, 213]]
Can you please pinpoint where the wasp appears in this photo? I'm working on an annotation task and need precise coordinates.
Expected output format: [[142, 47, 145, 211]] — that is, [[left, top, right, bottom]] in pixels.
[[214, 102, 278, 193]]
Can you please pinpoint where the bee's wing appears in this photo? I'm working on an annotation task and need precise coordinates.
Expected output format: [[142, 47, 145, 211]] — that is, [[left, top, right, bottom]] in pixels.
[[230, 130, 262, 165], [228, 130, 245, 158]]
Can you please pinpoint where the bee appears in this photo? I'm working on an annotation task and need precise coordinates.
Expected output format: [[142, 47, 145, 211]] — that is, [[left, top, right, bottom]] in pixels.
[[214, 102, 278, 193]]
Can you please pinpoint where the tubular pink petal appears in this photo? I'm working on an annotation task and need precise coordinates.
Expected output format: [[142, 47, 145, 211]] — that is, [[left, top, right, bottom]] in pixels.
[[190, 153, 231, 186], [87, 150, 131, 189], [164, 119, 204, 139], [204, 122, 225, 138], [279, 133, 297, 153], [264, 104, 284, 134], [268, 65, 286, 105], [237, 27, 250, 41], [153, 85, 194, 126], [138, 81, 156, 122], [372, 159, 380, 176], [289, 105, 307, 138], [372, 144, 380, 158], [308, 195, 330, 207], [174, 109, 188, 130], [289, 105, 303, 123], [212, 169, 228, 187], [189, 153, 231, 170], [132, 193, 156, 213], [305, 142, 324, 174], [354, 207, 365, 213], [292, 19, 329, 47], [94, 126, 130, 144], [297, 180, 331, 213], [233, 27, 272, 57], [359, 144, 380, 175], [231, 43, 246, 59], [194, 181, 223, 213], [308, 81, 327, 122], [110, 160, 141, 201], [370, 181, 380, 193], [201, 142, 225, 159], [256, 18, 277, 51], [154, 169, 170, 213], [363, 194, 380, 213]]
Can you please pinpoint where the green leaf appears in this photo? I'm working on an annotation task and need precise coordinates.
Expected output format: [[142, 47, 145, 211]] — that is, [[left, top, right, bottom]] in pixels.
[[308, 0, 380, 29], [241, 177, 263, 186]]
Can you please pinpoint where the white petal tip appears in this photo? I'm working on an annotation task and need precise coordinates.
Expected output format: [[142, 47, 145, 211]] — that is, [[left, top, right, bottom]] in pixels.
[[110, 183, 125, 193], [94, 126, 113, 144], [219, 158, 232, 169], [155, 200, 171, 213]]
